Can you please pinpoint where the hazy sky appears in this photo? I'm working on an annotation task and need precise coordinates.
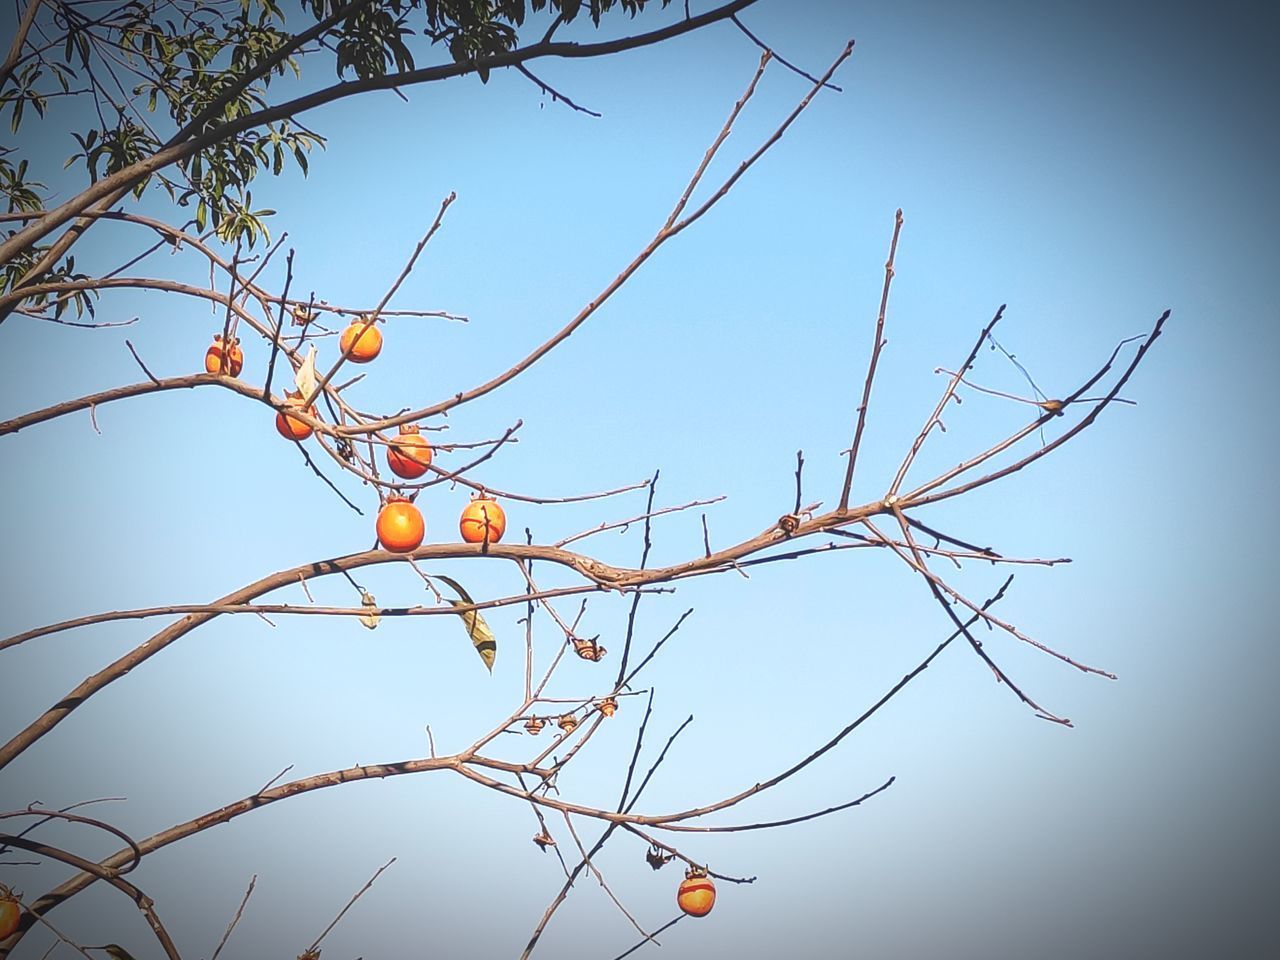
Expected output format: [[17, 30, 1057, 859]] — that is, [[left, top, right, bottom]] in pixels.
[[2, 1, 1277, 958]]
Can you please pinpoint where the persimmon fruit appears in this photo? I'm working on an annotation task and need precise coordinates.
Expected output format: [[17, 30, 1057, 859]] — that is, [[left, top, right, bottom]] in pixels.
[[386, 424, 433, 479], [339, 318, 382, 363], [205, 333, 243, 376], [460, 495, 506, 545], [275, 393, 315, 441], [0, 890, 19, 938], [377, 497, 424, 552], [677, 871, 716, 917]]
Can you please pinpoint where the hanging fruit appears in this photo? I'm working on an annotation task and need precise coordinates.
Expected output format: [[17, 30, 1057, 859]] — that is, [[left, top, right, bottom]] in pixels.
[[386, 424, 433, 479], [205, 333, 243, 376], [376, 496, 424, 553], [459, 494, 507, 545], [275, 392, 315, 440], [339, 317, 382, 363], [677, 869, 716, 917], [0, 886, 20, 937]]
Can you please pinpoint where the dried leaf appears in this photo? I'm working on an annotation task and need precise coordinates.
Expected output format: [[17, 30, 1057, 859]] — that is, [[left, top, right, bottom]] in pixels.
[[294, 343, 317, 397], [434, 574, 496, 673], [359, 590, 380, 630]]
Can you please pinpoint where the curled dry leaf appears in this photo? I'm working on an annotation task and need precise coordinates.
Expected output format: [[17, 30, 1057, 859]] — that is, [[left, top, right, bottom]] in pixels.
[[358, 590, 380, 630], [294, 343, 318, 398], [435, 574, 497, 672]]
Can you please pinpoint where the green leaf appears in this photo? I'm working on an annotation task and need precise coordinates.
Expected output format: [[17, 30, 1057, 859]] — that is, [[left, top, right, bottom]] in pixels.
[[434, 575, 496, 673]]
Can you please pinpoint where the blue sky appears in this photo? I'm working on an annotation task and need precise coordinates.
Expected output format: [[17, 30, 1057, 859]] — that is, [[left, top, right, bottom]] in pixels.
[[2, 1, 1277, 957]]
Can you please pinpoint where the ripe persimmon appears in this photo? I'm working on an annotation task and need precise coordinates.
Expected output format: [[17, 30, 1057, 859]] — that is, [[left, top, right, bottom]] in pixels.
[[459, 495, 506, 545], [677, 870, 716, 917], [0, 888, 20, 938], [386, 424, 433, 479], [205, 333, 243, 376], [275, 392, 315, 441], [377, 497, 424, 552], [339, 318, 382, 363]]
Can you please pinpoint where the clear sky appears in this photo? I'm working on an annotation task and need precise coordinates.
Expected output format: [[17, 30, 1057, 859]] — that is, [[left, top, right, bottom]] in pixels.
[[2, 1, 1277, 958]]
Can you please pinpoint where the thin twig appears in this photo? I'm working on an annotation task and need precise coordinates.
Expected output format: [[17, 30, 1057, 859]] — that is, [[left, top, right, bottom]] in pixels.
[[839, 207, 903, 510], [209, 874, 256, 960], [123, 339, 160, 385], [306, 858, 396, 953]]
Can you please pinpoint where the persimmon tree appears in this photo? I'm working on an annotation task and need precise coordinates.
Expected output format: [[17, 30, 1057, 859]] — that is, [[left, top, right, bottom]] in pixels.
[[0, 1, 1167, 957]]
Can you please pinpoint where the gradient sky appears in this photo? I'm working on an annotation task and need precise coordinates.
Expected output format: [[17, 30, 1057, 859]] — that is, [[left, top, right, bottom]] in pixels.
[[2, 1, 1277, 958]]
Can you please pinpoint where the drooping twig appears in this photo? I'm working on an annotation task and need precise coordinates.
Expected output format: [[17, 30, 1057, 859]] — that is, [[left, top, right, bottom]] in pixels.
[[730, 13, 842, 91], [0, 834, 181, 959], [515, 63, 602, 116]]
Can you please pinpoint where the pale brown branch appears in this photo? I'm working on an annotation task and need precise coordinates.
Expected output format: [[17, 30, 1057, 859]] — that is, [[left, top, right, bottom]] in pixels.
[[209, 874, 255, 960], [908, 312, 1169, 506], [338, 40, 850, 437], [664, 49, 770, 229], [889, 304, 1005, 496], [876, 513, 1073, 724], [0, 834, 181, 959], [0, 0, 763, 274], [305, 858, 395, 954], [839, 207, 903, 511], [0, 0, 47, 89], [302, 195, 456, 410], [560, 813, 654, 943], [554, 496, 725, 548]]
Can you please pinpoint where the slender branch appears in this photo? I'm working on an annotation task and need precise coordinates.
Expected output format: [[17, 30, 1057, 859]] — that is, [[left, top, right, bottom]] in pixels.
[[0, 0, 46, 89], [209, 875, 256, 960], [305, 858, 395, 954], [0, 834, 180, 958], [839, 207, 903, 510], [0, 0, 763, 273], [664, 49, 769, 229], [301, 195, 456, 409], [908, 312, 1169, 505], [337, 39, 851, 436], [888, 304, 1005, 496], [730, 13, 841, 91]]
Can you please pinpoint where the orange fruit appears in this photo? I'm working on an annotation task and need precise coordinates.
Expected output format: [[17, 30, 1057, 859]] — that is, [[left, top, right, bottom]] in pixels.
[[0, 890, 20, 937], [386, 424, 433, 479], [275, 392, 314, 441], [377, 497, 424, 552], [205, 334, 243, 376], [677, 872, 716, 917], [459, 495, 506, 545], [339, 319, 382, 363]]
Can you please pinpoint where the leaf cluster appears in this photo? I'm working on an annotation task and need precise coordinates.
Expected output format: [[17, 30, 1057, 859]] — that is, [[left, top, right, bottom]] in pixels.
[[0, 0, 669, 269]]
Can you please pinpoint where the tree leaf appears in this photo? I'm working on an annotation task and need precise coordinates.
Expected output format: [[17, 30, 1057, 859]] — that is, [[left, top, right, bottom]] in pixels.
[[434, 574, 495, 673], [358, 590, 380, 630], [294, 343, 317, 397]]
